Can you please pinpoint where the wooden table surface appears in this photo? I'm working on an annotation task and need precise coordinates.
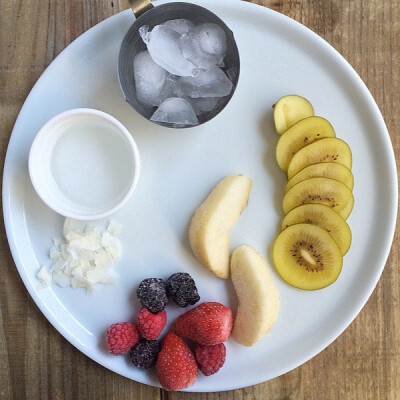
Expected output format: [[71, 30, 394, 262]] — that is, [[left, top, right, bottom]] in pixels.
[[1, 0, 399, 399]]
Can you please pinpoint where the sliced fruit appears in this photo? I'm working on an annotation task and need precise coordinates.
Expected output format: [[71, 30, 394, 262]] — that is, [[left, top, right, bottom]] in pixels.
[[287, 137, 352, 179], [282, 177, 354, 219], [188, 175, 253, 279], [281, 204, 352, 255], [285, 162, 354, 193], [273, 95, 314, 135], [276, 117, 335, 172], [230, 245, 280, 346], [273, 223, 343, 290]]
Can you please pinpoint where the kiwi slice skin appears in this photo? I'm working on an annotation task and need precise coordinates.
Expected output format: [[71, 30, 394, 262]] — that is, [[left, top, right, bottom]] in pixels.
[[281, 203, 352, 255], [287, 137, 352, 179], [273, 223, 343, 290], [276, 116, 336, 172], [282, 177, 354, 219], [285, 162, 354, 194]]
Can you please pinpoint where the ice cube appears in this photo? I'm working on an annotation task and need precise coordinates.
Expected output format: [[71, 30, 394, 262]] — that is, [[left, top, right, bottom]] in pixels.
[[181, 23, 227, 69], [150, 97, 199, 127], [140, 25, 199, 77], [134, 50, 171, 107], [175, 66, 233, 98], [189, 97, 220, 114], [158, 74, 177, 103], [163, 19, 195, 35]]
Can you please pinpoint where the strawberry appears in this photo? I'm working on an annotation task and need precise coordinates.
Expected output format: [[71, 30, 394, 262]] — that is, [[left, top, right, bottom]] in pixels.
[[157, 332, 198, 391], [195, 343, 226, 376], [174, 302, 233, 345], [136, 307, 167, 340]]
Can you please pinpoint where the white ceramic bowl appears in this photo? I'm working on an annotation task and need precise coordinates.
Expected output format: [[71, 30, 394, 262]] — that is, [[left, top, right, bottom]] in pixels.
[[29, 108, 141, 220]]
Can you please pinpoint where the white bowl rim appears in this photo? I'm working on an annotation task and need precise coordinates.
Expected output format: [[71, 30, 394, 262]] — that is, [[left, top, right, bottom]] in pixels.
[[28, 107, 141, 220]]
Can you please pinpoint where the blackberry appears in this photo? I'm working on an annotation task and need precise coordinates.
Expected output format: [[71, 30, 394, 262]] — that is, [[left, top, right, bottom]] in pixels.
[[136, 278, 168, 313], [130, 338, 161, 369], [166, 272, 200, 307]]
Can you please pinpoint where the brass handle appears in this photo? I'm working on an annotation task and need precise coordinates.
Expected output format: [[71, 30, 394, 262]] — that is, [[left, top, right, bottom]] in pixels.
[[128, 0, 154, 18]]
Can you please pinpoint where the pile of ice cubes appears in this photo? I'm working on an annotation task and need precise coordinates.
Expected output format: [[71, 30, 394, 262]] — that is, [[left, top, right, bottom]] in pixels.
[[133, 19, 233, 128]]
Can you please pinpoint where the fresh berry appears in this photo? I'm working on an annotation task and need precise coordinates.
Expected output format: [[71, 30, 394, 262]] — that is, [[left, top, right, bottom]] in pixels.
[[106, 322, 139, 355], [166, 272, 200, 307], [157, 332, 198, 391], [174, 302, 233, 345], [136, 307, 167, 340], [137, 278, 168, 313], [195, 343, 226, 376], [130, 338, 161, 369]]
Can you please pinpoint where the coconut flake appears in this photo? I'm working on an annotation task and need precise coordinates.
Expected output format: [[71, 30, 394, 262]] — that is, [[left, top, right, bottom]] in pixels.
[[107, 220, 122, 235], [49, 247, 61, 260], [101, 232, 122, 261], [42, 218, 122, 292], [52, 237, 63, 246], [52, 269, 72, 287], [37, 266, 53, 288]]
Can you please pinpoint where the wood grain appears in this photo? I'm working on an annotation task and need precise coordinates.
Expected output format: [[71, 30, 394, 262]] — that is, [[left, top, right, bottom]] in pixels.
[[0, 1, 399, 399]]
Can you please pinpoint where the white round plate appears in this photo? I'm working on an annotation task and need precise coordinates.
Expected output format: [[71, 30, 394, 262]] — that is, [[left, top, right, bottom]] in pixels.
[[3, 0, 397, 392]]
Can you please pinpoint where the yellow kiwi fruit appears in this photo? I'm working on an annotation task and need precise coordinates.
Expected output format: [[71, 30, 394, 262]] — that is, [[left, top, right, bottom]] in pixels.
[[273, 95, 314, 135], [281, 204, 352, 255], [287, 138, 352, 179], [285, 162, 354, 194], [282, 177, 354, 219], [276, 117, 335, 172], [273, 223, 343, 290]]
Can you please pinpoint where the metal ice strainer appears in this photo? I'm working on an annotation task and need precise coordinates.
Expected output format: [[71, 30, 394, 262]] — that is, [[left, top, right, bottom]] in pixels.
[[118, 0, 240, 128]]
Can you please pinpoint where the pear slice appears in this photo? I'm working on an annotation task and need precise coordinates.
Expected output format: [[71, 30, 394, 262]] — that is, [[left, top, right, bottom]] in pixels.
[[188, 175, 253, 279], [276, 116, 336, 172], [273, 95, 314, 135], [231, 245, 280, 346]]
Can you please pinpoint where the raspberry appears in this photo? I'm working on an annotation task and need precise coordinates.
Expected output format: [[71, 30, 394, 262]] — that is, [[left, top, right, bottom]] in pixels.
[[130, 338, 161, 369], [195, 343, 226, 376], [166, 272, 200, 307], [136, 307, 167, 340], [137, 278, 168, 313], [106, 322, 139, 355]]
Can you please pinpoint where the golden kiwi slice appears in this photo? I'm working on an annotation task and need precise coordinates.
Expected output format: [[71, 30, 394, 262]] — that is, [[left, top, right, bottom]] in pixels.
[[273, 95, 314, 135], [276, 117, 335, 172], [282, 177, 354, 219], [281, 204, 352, 255], [285, 162, 354, 193], [287, 138, 352, 179], [273, 223, 343, 290]]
